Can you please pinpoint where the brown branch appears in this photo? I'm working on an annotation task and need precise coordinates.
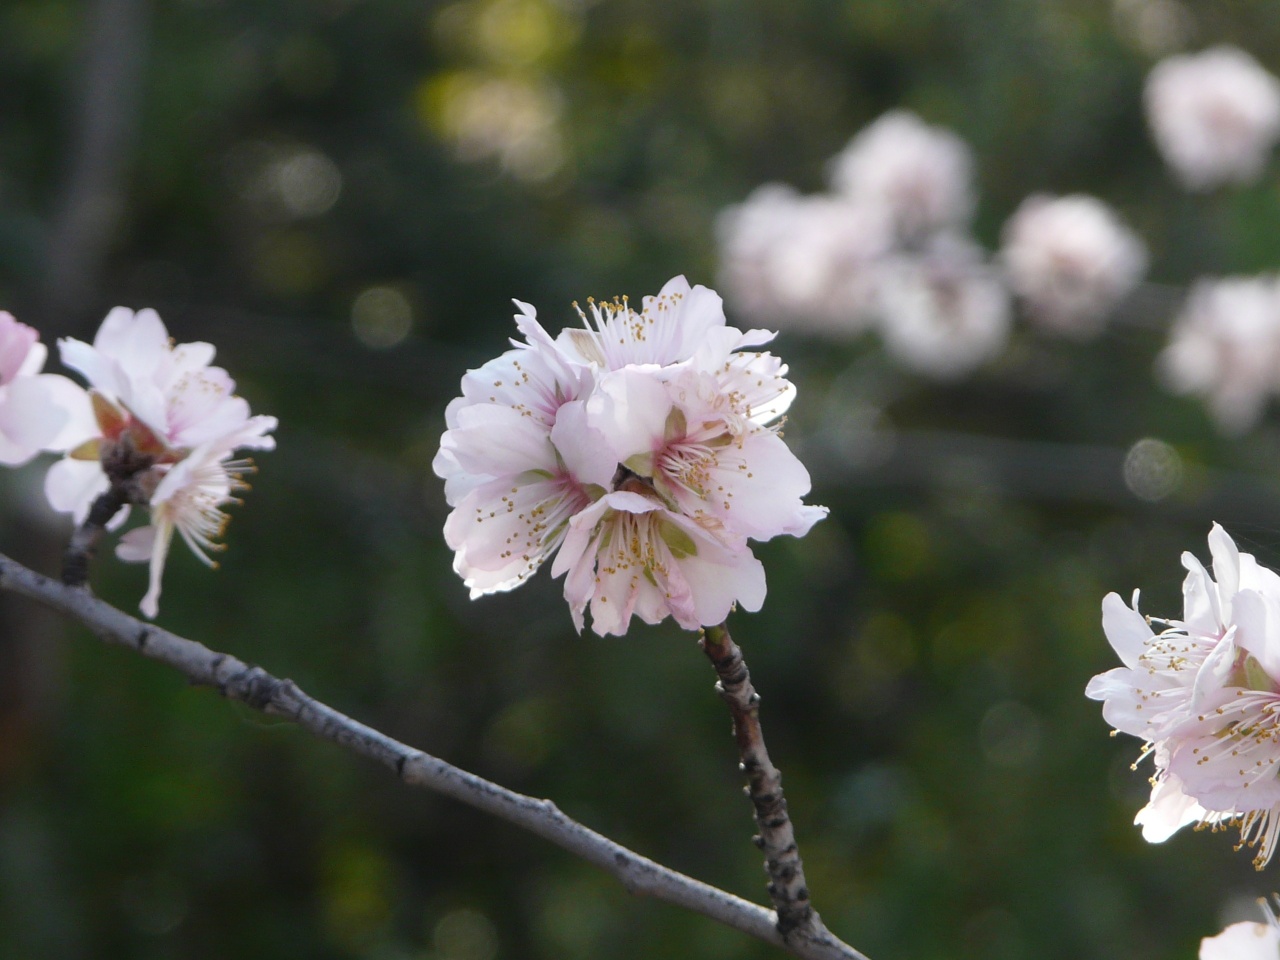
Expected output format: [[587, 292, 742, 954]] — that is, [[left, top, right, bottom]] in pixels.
[[61, 488, 128, 587], [0, 552, 870, 960], [701, 622, 837, 954]]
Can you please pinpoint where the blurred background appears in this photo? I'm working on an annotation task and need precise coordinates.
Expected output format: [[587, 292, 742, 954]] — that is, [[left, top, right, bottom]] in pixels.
[[3, 1, 1280, 958]]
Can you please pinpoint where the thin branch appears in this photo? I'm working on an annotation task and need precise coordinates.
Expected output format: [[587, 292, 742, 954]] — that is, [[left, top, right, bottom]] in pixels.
[[61, 488, 128, 587], [701, 623, 837, 955], [0, 552, 869, 960]]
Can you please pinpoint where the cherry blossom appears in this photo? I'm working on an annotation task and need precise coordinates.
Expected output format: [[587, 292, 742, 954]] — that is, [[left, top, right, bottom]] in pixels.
[[1087, 524, 1280, 868], [0, 311, 90, 466], [828, 110, 974, 241], [1157, 275, 1280, 434], [437, 277, 826, 636], [1145, 45, 1280, 190], [1000, 193, 1147, 338], [43, 306, 276, 617]]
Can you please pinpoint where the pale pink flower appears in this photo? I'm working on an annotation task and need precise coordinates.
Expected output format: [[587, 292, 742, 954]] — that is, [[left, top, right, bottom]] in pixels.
[[1088, 524, 1280, 868], [1000, 194, 1148, 338], [47, 307, 271, 522], [829, 110, 974, 240], [1146, 46, 1280, 190], [0, 311, 91, 466], [874, 236, 1012, 380], [1157, 275, 1280, 434], [716, 185, 890, 335], [438, 278, 827, 636]]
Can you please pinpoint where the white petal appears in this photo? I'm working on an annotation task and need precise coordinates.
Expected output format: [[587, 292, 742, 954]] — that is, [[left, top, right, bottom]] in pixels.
[[1135, 775, 1205, 843], [44, 458, 109, 522], [1101, 591, 1153, 668], [116, 524, 157, 563], [1200, 921, 1280, 960]]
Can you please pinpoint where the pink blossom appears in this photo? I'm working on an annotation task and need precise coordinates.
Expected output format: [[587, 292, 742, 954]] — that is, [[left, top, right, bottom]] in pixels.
[[0, 312, 90, 466], [1087, 524, 1280, 868]]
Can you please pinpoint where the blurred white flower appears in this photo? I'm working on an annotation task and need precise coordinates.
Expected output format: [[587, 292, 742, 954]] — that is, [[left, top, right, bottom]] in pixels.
[[716, 184, 890, 335], [874, 235, 1012, 380], [1088, 524, 1280, 868], [828, 110, 974, 240], [1145, 45, 1280, 190], [0, 311, 89, 466], [1000, 193, 1148, 338], [1157, 275, 1280, 434]]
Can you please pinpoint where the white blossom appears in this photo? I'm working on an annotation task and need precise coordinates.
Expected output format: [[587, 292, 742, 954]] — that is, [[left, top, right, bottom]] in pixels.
[[874, 235, 1012, 380], [1087, 524, 1280, 868], [436, 276, 826, 636], [1146, 45, 1280, 190], [828, 110, 974, 240], [1157, 275, 1280, 434], [716, 184, 890, 335], [1201, 901, 1280, 960], [1000, 193, 1148, 338]]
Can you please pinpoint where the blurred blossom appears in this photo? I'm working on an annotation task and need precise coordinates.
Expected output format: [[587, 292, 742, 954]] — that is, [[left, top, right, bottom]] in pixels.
[[874, 236, 1011, 380], [420, 71, 564, 181], [351, 287, 413, 349], [1157, 275, 1280, 434], [716, 184, 890, 335], [828, 110, 974, 241], [0, 312, 88, 465], [1122, 437, 1183, 502], [1201, 903, 1280, 960], [1145, 46, 1280, 190], [1000, 193, 1147, 338]]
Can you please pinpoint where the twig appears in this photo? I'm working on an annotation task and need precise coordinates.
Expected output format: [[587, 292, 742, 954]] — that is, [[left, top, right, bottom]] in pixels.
[[701, 623, 835, 954], [0, 552, 870, 960], [61, 488, 128, 587]]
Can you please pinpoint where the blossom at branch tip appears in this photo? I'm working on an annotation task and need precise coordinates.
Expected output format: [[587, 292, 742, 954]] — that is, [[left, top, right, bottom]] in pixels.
[[0, 311, 91, 466], [1157, 275, 1280, 435], [436, 276, 826, 636], [1145, 45, 1280, 190], [1000, 193, 1147, 338], [1087, 523, 1280, 868], [44, 306, 276, 617]]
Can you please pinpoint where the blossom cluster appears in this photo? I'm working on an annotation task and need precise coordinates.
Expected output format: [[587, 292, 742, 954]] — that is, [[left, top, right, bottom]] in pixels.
[[1088, 524, 1280, 869], [716, 110, 1147, 379], [0, 308, 274, 617], [434, 276, 826, 636]]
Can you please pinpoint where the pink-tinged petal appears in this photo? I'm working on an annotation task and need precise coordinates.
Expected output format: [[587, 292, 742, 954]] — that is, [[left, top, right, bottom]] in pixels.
[[15, 340, 47, 380], [1102, 591, 1153, 668], [1181, 551, 1222, 636], [59, 337, 129, 398], [1200, 921, 1280, 960], [1191, 626, 1240, 708], [1207, 522, 1241, 614], [0, 312, 40, 384], [1232, 587, 1280, 681], [93, 306, 169, 369], [0, 377, 68, 465], [44, 458, 109, 521], [446, 404, 559, 479], [116, 524, 157, 563], [549, 399, 616, 488], [1085, 667, 1155, 739], [587, 369, 672, 464], [1135, 774, 1205, 843]]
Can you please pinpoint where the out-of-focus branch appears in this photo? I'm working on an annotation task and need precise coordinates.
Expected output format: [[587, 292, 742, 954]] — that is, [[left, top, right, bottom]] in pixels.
[[43, 0, 151, 325], [0, 552, 870, 960], [701, 623, 841, 956]]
